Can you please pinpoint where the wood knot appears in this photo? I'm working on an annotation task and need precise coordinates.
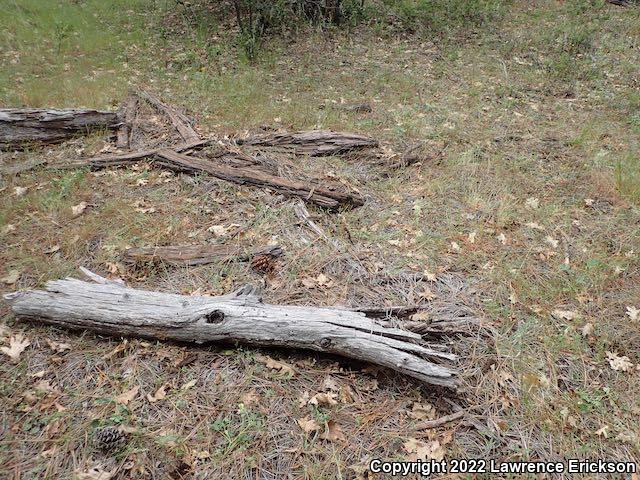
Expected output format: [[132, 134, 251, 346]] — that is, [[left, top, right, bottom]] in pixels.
[[319, 338, 332, 348], [203, 310, 224, 324]]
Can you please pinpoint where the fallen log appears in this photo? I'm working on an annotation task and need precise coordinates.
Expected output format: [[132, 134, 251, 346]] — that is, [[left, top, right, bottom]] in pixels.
[[2, 270, 457, 388], [238, 130, 378, 156], [154, 149, 364, 210], [1, 108, 118, 147], [123, 244, 283, 267]]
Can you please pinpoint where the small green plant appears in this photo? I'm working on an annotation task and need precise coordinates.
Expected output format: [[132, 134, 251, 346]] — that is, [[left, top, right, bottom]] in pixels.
[[53, 20, 74, 53], [211, 406, 265, 455]]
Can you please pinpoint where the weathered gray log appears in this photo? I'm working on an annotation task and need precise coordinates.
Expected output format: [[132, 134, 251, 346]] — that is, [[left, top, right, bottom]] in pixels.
[[154, 149, 364, 210], [0, 108, 118, 147], [2, 270, 457, 388], [238, 130, 378, 156], [123, 244, 283, 267]]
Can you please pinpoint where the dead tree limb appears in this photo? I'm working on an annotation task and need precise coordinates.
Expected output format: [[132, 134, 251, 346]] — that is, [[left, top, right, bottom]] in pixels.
[[415, 410, 465, 430], [3, 270, 457, 388], [116, 95, 138, 149], [136, 91, 199, 142], [238, 130, 378, 156], [123, 244, 283, 267], [154, 149, 364, 210], [61, 139, 212, 169], [1, 108, 118, 147]]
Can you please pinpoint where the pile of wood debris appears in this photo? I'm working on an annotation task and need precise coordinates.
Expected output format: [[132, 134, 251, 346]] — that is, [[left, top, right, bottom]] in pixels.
[[1, 92, 476, 390]]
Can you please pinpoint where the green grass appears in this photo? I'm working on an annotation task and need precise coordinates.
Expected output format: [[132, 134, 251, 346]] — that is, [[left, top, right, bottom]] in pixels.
[[0, 0, 153, 106], [1, 0, 640, 477]]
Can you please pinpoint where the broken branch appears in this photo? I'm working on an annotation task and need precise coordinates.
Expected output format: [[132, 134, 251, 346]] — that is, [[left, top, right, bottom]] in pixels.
[[123, 244, 283, 267]]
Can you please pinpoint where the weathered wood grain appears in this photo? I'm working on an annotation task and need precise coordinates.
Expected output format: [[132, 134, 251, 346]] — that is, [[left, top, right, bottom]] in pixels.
[[136, 91, 199, 142], [3, 271, 457, 387], [238, 130, 378, 156], [1, 108, 118, 147], [154, 149, 364, 210]]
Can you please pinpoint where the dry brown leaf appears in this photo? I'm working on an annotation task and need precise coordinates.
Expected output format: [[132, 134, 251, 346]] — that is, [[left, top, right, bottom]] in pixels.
[[257, 354, 296, 376], [71, 202, 88, 217], [146, 385, 167, 403], [410, 311, 430, 322], [319, 420, 346, 442], [626, 306, 639, 322], [2, 224, 16, 234], [340, 385, 356, 403], [407, 402, 436, 421], [403, 438, 445, 462], [44, 245, 60, 254], [551, 309, 579, 321], [297, 417, 321, 434], [322, 376, 340, 392], [1, 270, 21, 285], [240, 389, 259, 406], [14, 186, 28, 197], [1, 334, 30, 362], [46, 339, 71, 353], [74, 466, 115, 480], [114, 385, 139, 405], [181, 379, 197, 390], [309, 392, 339, 406], [34, 379, 55, 393], [580, 323, 594, 337], [298, 391, 310, 407], [606, 351, 633, 372], [103, 340, 128, 359]]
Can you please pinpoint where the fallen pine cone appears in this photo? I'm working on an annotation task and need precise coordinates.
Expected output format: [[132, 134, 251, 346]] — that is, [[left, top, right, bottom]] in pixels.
[[93, 426, 126, 452], [249, 246, 283, 274], [250, 253, 277, 274]]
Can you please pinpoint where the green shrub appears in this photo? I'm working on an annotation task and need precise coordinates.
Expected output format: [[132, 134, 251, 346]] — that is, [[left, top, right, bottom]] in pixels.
[[175, 0, 510, 59]]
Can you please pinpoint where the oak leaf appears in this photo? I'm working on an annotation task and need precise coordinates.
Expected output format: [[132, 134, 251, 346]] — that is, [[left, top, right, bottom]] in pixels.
[[1, 334, 30, 362]]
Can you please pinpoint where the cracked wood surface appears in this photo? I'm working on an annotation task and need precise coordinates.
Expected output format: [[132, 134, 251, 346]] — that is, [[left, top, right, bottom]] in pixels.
[[1, 108, 118, 146], [3, 272, 457, 388]]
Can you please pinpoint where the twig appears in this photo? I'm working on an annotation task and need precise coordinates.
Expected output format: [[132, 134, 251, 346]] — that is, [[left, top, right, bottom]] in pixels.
[[415, 410, 465, 430]]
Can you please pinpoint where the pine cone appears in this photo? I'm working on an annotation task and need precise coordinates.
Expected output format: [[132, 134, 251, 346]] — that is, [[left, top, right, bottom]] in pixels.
[[93, 426, 125, 452], [250, 254, 276, 274]]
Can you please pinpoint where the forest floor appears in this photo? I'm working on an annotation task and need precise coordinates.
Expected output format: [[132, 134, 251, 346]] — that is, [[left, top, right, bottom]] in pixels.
[[1, 1, 639, 479]]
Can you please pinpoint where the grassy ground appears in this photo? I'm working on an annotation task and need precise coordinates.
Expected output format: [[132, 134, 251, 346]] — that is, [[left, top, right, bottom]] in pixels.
[[1, 0, 640, 478]]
